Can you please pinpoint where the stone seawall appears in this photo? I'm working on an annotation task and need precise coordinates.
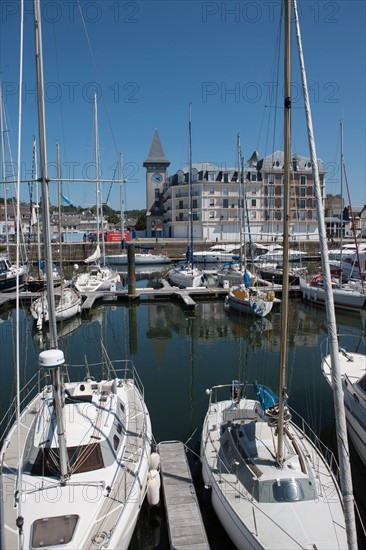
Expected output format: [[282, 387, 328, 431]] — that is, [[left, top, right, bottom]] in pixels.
[[2, 238, 331, 264]]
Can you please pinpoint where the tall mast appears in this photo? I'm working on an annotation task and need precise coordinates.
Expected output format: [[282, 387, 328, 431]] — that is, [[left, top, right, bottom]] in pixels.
[[33, 0, 69, 482], [293, 0, 357, 545], [57, 142, 62, 278], [237, 134, 243, 269], [119, 153, 125, 247], [188, 102, 193, 269], [0, 87, 9, 257], [339, 121, 344, 285], [277, 0, 291, 465], [94, 92, 101, 255]]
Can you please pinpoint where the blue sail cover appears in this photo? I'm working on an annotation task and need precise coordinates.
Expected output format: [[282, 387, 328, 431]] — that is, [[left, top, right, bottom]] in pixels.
[[254, 382, 279, 411]]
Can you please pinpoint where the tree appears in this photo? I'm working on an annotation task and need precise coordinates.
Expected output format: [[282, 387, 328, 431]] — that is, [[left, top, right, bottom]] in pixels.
[[135, 211, 147, 230]]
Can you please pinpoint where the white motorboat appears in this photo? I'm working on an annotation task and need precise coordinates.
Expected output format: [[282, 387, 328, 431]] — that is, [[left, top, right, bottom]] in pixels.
[[105, 250, 171, 265], [253, 242, 307, 263], [192, 243, 241, 264], [321, 337, 366, 468]]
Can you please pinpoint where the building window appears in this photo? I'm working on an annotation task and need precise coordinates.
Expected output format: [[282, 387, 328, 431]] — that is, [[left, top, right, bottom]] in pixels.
[[223, 186, 228, 196], [299, 211, 306, 221], [251, 172, 257, 182], [268, 174, 275, 184], [300, 187, 306, 197], [299, 199, 306, 209], [300, 175, 307, 185], [251, 211, 257, 219], [179, 213, 183, 221], [223, 173, 229, 183], [154, 189, 160, 205], [209, 210, 215, 219], [268, 187, 275, 197], [252, 199, 257, 207], [208, 173, 215, 181], [209, 198, 215, 206], [221, 211, 228, 220], [209, 187, 214, 194], [268, 199, 275, 209], [223, 198, 229, 208], [179, 200, 183, 209], [192, 199, 197, 209]]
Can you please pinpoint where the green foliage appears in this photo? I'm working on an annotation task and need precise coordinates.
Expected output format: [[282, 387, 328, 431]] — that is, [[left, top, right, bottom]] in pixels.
[[135, 212, 147, 230]]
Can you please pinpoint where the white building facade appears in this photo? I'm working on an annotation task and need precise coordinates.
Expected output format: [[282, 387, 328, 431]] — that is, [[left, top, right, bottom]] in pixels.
[[144, 132, 326, 242]]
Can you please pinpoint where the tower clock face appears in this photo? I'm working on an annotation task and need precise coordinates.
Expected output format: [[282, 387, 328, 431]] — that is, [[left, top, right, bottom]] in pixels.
[[151, 172, 163, 184]]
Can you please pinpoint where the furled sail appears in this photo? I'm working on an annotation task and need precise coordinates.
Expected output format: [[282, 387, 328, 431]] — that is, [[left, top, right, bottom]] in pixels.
[[85, 245, 101, 264]]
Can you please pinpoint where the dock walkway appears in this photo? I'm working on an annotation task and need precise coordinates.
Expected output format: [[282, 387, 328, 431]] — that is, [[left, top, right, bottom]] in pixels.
[[158, 441, 209, 550]]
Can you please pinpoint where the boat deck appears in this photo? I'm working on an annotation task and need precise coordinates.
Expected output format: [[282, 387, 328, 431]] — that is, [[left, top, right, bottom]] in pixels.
[[158, 441, 209, 550]]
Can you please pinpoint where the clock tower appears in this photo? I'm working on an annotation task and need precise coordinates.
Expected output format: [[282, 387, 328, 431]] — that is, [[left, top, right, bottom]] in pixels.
[[143, 129, 170, 237]]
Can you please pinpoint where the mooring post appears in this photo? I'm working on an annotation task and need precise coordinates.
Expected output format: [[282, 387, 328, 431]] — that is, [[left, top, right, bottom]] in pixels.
[[128, 244, 137, 297]]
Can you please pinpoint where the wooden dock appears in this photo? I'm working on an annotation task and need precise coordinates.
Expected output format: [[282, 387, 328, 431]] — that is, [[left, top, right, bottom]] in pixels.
[[0, 280, 289, 311], [158, 441, 209, 550]]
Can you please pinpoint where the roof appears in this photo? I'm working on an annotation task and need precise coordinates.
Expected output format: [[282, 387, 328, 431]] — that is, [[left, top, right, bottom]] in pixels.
[[143, 129, 170, 166]]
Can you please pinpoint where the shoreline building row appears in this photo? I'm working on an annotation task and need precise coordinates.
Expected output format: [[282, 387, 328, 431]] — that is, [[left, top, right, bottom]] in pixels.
[[144, 130, 326, 242]]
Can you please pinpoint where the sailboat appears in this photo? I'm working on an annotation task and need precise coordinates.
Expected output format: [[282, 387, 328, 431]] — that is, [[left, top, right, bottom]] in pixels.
[[168, 104, 205, 288], [0, 2, 153, 548], [74, 94, 120, 293], [300, 122, 366, 312], [30, 144, 82, 330], [222, 135, 276, 317], [200, 1, 352, 547], [321, 334, 366, 468]]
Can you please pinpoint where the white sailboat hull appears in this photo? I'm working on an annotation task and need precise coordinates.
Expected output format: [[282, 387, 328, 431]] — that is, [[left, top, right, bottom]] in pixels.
[[168, 265, 205, 288], [75, 266, 120, 292], [105, 252, 171, 265], [322, 349, 366, 467], [1, 362, 153, 550], [201, 391, 347, 549], [30, 287, 82, 329], [300, 278, 366, 312]]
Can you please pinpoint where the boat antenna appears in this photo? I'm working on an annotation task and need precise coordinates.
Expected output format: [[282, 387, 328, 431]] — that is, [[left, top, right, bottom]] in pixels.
[[33, 0, 69, 482], [293, 0, 357, 545], [276, 0, 291, 465]]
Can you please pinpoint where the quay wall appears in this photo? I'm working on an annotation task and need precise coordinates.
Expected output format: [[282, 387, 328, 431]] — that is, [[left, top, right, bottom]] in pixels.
[[1, 238, 342, 264]]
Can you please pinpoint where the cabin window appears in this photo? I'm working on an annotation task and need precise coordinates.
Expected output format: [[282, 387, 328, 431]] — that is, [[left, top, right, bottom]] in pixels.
[[32, 515, 79, 548], [272, 479, 304, 502], [113, 435, 120, 451], [117, 423, 122, 434]]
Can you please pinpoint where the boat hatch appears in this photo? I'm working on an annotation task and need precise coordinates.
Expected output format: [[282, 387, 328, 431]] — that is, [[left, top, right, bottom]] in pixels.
[[32, 514, 79, 547]]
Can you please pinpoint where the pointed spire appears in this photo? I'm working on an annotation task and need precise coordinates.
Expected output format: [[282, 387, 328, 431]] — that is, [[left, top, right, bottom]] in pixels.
[[248, 150, 260, 166], [143, 129, 170, 166]]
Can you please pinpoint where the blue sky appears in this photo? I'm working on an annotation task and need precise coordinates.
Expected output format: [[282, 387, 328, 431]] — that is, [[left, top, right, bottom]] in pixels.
[[1, 0, 365, 211]]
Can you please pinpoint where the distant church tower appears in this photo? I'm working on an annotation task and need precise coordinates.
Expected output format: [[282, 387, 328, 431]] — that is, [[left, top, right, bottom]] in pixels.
[[143, 129, 170, 237]]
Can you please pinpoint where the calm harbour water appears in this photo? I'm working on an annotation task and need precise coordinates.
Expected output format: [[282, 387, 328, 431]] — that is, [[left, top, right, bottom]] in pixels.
[[0, 272, 365, 548]]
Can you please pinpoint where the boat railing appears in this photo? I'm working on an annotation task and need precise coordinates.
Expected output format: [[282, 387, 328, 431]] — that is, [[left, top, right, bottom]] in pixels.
[[64, 358, 145, 400], [288, 406, 340, 482], [320, 333, 366, 362], [0, 370, 43, 444]]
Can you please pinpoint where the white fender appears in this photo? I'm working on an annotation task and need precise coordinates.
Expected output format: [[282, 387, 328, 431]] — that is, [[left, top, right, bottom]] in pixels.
[[147, 469, 161, 507], [149, 452, 160, 471]]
